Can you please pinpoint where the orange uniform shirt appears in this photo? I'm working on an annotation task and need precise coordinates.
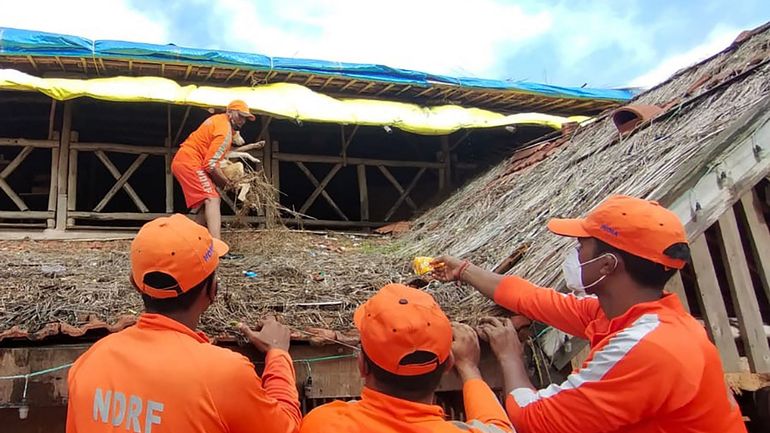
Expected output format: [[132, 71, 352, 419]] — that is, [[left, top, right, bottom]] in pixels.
[[300, 379, 513, 433], [174, 113, 234, 172], [494, 276, 746, 433], [66, 313, 301, 433]]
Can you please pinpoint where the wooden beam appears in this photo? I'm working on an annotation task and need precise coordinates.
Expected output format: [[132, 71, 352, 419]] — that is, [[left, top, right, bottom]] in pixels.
[[94, 150, 150, 213], [71, 142, 169, 155], [173, 106, 192, 145], [717, 207, 770, 373], [66, 149, 78, 227], [303, 75, 316, 86], [271, 141, 280, 200], [225, 68, 241, 82], [414, 87, 436, 98], [340, 124, 359, 164], [739, 190, 770, 304], [184, 65, 193, 80], [664, 272, 690, 313], [394, 85, 413, 96], [0, 146, 34, 179], [0, 178, 28, 211], [204, 67, 217, 81], [339, 79, 358, 92], [449, 130, 472, 152], [47, 99, 57, 140], [217, 186, 238, 214], [357, 165, 369, 221], [357, 82, 375, 94], [0, 138, 57, 148], [275, 152, 443, 169], [68, 211, 168, 221], [375, 84, 396, 96], [55, 101, 73, 230], [93, 154, 149, 212], [377, 166, 418, 210], [690, 234, 741, 371], [47, 148, 59, 228], [320, 76, 335, 90], [295, 162, 348, 220], [258, 116, 273, 141], [165, 142, 173, 213], [441, 136, 451, 190], [384, 167, 426, 221], [0, 210, 54, 220]]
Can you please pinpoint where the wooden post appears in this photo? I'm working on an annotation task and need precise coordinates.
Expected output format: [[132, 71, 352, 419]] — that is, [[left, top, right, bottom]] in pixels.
[[47, 145, 59, 228], [165, 138, 173, 213], [55, 101, 73, 231], [357, 165, 369, 221], [690, 234, 741, 372], [739, 190, 770, 304], [717, 207, 770, 373], [664, 272, 690, 313], [66, 148, 78, 228], [440, 135, 451, 191], [271, 140, 280, 201], [47, 99, 57, 140]]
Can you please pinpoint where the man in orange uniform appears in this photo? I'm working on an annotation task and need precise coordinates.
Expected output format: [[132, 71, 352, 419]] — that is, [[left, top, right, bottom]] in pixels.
[[433, 195, 747, 433], [171, 100, 255, 249], [300, 283, 514, 433], [65, 214, 301, 433]]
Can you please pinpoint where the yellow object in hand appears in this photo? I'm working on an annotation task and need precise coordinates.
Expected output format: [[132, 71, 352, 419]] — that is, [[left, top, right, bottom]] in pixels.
[[412, 256, 435, 275]]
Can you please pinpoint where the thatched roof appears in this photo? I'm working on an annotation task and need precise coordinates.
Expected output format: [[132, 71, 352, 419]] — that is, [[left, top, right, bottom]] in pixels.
[[398, 22, 770, 295], [1, 23, 769, 345]]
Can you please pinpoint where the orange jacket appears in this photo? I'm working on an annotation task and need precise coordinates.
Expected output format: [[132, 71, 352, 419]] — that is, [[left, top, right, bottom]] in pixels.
[[494, 276, 746, 433], [300, 379, 513, 433], [65, 313, 301, 433], [174, 113, 233, 172]]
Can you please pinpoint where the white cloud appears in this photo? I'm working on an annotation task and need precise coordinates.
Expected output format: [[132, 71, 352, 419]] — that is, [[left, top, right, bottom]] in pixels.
[[628, 25, 740, 88], [214, 0, 553, 77], [0, 0, 169, 44]]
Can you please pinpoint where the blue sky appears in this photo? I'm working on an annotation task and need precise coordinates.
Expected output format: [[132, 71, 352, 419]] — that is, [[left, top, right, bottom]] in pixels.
[[1, 0, 767, 88]]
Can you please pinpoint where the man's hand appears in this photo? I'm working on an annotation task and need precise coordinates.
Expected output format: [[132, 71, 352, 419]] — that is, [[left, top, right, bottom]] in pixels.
[[451, 323, 482, 381], [430, 255, 463, 282], [477, 317, 524, 362], [238, 315, 291, 353]]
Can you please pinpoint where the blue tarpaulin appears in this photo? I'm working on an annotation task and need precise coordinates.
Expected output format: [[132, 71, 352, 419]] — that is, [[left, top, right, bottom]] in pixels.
[[0, 27, 637, 101]]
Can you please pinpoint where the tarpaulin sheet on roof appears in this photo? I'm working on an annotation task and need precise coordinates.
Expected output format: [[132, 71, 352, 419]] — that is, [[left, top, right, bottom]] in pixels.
[[0, 27, 637, 101], [0, 69, 588, 135]]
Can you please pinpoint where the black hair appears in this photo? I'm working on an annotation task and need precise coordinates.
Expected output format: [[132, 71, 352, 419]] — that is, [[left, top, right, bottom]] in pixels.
[[362, 350, 448, 401], [594, 240, 690, 288], [136, 271, 216, 314]]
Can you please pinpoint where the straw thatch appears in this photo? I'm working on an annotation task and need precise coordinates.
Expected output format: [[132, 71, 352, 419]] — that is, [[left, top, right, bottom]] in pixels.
[[396, 23, 770, 316]]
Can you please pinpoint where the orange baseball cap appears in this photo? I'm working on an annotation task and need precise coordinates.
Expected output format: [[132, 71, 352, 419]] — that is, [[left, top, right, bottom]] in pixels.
[[227, 100, 256, 120], [131, 214, 229, 299], [547, 195, 689, 269], [354, 284, 452, 376]]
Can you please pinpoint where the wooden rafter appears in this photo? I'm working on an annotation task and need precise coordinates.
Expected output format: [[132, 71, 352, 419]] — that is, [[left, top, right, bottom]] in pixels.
[[225, 68, 241, 82], [295, 162, 348, 220], [339, 80, 358, 92], [375, 84, 395, 96], [204, 67, 217, 81], [320, 76, 335, 90], [94, 150, 149, 213], [303, 75, 316, 86], [184, 65, 193, 80]]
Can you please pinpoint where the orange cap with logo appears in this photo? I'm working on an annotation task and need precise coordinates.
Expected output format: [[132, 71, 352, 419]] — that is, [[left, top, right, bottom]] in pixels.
[[227, 100, 256, 120], [547, 195, 689, 269], [131, 214, 229, 299], [354, 284, 452, 376]]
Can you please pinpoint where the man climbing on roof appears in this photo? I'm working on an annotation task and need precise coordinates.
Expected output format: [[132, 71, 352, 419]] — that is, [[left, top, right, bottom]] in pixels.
[[66, 214, 302, 433], [300, 283, 514, 433], [171, 100, 255, 259], [431, 195, 747, 433]]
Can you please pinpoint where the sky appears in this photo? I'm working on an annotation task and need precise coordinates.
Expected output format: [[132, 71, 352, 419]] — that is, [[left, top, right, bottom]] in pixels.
[[0, 0, 767, 89]]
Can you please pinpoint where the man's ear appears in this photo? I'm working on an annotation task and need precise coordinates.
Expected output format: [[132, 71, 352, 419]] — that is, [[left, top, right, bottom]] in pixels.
[[600, 253, 621, 275]]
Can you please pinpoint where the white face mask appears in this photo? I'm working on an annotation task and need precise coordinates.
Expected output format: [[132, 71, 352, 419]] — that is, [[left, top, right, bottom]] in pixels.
[[561, 247, 617, 297]]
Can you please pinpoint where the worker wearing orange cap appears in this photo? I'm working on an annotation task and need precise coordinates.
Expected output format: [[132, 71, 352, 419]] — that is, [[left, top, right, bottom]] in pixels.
[[65, 214, 301, 433], [300, 283, 514, 433], [432, 195, 746, 433], [171, 100, 256, 257]]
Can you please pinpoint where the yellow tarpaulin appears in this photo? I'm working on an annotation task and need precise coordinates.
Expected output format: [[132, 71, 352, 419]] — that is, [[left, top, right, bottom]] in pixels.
[[0, 69, 587, 135]]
